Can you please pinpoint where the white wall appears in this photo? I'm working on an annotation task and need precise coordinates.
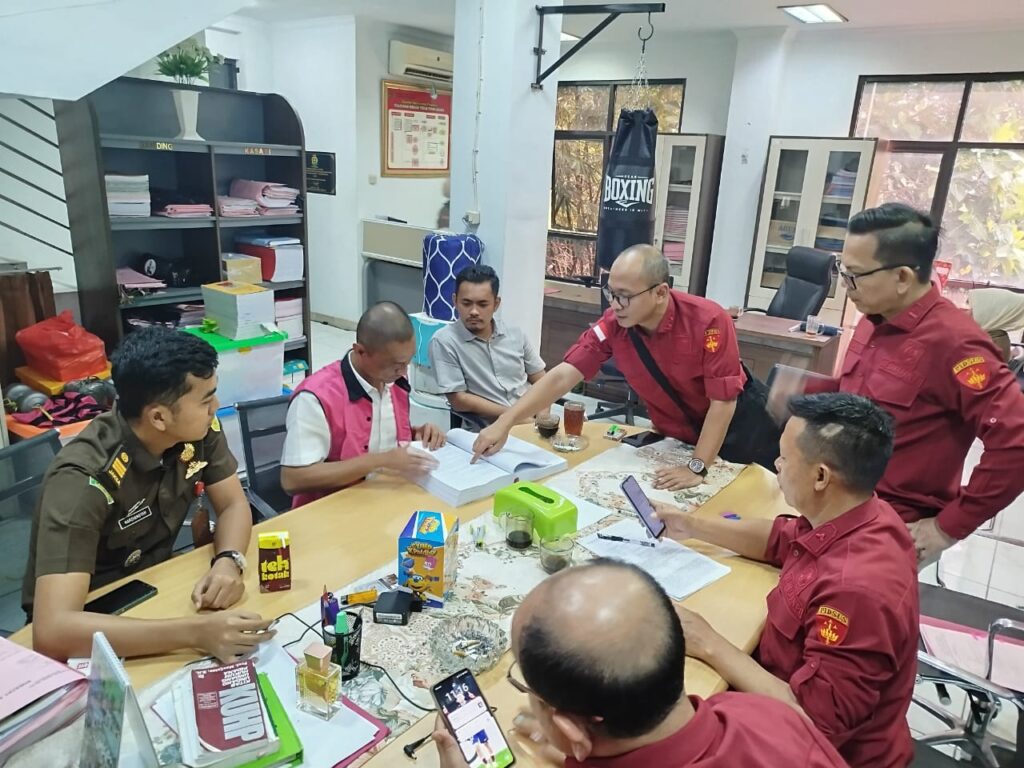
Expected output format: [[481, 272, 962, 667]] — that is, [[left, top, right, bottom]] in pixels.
[[206, 16, 275, 92], [354, 19, 452, 228], [556, 31, 737, 135]]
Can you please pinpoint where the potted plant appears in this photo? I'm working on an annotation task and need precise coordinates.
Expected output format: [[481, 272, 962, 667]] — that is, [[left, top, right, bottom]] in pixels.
[[156, 40, 222, 141]]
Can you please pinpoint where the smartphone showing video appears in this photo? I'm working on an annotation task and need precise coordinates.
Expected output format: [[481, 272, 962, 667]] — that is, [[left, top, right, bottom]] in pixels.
[[620, 475, 666, 539], [431, 668, 515, 767]]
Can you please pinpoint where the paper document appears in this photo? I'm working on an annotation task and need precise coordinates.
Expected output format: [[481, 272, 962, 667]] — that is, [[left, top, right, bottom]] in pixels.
[[920, 616, 1024, 692], [578, 518, 730, 600]]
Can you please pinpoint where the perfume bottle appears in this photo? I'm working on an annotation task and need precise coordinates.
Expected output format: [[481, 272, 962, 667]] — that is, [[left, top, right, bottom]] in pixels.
[[295, 641, 342, 720]]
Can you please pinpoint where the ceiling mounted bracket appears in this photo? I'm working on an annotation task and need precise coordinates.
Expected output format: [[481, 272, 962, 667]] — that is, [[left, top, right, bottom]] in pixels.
[[532, 3, 666, 90]]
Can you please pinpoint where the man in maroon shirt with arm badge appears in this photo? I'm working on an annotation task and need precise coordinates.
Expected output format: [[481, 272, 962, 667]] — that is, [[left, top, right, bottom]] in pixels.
[[772, 203, 1024, 566], [654, 393, 918, 768]]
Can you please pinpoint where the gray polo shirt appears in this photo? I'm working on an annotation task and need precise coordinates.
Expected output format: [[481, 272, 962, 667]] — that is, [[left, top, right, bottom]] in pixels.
[[429, 318, 545, 412]]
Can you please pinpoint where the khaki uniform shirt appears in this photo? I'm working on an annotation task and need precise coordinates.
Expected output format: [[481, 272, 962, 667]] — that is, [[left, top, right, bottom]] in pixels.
[[22, 410, 237, 614]]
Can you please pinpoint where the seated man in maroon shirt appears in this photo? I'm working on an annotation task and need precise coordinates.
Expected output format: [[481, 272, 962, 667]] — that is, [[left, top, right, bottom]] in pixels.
[[771, 203, 1024, 566], [654, 393, 918, 768], [473, 244, 758, 490], [431, 560, 848, 768]]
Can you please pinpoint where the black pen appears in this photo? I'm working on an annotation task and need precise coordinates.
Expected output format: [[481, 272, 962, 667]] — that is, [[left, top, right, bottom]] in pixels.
[[597, 533, 655, 548]]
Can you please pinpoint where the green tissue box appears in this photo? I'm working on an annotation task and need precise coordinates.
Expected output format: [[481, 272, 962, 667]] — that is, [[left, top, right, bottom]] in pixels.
[[493, 482, 577, 540]]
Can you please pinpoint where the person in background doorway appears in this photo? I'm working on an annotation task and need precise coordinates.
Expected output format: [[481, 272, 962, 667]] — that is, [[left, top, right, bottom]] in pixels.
[[429, 265, 547, 427], [23, 327, 276, 662], [653, 393, 918, 768], [280, 302, 445, 507], [771, 203, 1024, 566]]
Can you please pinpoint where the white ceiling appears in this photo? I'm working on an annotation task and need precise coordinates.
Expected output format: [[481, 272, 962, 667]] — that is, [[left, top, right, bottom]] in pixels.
[[241, 0, 1024, 38]]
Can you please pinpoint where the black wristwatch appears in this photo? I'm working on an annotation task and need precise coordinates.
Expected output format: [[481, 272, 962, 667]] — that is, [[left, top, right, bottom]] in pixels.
[[687, 458, 708, 477], [211, 550, 247, 573]]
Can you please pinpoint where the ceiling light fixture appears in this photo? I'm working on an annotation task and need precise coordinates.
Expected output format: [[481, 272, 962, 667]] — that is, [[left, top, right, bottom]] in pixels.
[[560, 31, 581, 42], [779, 4, 847, 23]]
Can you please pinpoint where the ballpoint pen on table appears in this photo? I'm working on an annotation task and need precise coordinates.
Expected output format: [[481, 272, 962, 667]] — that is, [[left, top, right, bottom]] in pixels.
[[597, 533, 655, 548]]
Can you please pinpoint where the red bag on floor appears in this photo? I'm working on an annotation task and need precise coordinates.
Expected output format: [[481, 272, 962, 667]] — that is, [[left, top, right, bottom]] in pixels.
[[15, 310, 108, 381]]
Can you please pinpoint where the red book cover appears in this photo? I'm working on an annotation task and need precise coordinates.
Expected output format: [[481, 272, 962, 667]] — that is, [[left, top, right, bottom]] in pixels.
[[191, 660, 267, 753], [235, 244, 278, 281]]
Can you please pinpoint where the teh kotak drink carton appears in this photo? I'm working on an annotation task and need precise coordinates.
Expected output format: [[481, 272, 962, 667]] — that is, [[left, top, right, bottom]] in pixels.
[[258, 531, 291, 592], [397, 511, 459, 608]]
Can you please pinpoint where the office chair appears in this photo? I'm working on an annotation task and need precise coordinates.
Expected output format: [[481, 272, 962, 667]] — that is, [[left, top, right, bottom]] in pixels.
[[0, 429, 61, 635], [744, 246, 836, 321], [236, 395, 292, 520], [913, 582, 1024, 767], [588, 360, 644, 425]]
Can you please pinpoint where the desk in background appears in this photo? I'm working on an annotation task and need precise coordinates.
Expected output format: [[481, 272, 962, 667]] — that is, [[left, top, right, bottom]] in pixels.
[[10, 423, 790, 767], [734, 313, 841, 381]]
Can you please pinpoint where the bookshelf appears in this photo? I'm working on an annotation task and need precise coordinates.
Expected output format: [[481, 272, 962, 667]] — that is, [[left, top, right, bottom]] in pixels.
[[55, 77, 311, 365]]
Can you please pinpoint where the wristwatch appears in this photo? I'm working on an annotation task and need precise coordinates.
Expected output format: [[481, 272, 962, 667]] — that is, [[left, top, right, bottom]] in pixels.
[[211, 550, 247, 574], [687, 458, 708, 477]]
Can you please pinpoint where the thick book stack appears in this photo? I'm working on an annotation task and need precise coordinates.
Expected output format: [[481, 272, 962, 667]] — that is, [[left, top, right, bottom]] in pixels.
[[173, 660, 300, 768], [274, 297, 304, 340], [234, 236, 305, 283], [202, 282, 275, 340], [106, 174, 151, 217]]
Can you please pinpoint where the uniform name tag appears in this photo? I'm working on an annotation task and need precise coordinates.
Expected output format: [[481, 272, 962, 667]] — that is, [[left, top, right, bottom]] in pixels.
[[118, 505, 152, 530]]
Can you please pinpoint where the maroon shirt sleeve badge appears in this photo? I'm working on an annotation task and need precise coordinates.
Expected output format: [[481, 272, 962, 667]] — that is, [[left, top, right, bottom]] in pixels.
[[953, 356, 990, 391], [704, 328, 721, 353], [815, 605, 850, 646]]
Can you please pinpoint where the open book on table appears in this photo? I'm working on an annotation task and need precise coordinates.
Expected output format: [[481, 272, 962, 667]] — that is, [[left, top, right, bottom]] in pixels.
[[411, 428, 567, 506]]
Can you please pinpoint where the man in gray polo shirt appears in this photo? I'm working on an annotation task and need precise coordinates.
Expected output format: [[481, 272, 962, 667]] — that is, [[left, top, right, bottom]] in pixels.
[[429, 265, 547, 425]]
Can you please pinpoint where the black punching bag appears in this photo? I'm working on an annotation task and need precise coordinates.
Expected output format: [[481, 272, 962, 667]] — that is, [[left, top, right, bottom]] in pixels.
[[596, 108, 659, 309]]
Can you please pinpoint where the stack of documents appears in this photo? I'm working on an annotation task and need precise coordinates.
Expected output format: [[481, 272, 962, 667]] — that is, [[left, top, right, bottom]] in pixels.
[[202, 281, 275, 340], [106, 174, 150, 217], [274, 297, 304, 340], [234, 236, 305, 283], [228, 179, 300, 215], [218, 196, 260, 217]]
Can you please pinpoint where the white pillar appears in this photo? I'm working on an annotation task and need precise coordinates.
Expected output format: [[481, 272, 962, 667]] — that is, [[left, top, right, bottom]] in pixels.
[[706, 29, 792, 307], [449, 0, 563, 348]]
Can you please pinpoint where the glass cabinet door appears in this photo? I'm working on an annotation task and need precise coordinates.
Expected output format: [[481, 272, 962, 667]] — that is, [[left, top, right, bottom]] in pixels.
[[760, 148, 808, 289], [662, 144, 697, 281], [814, 150, 864, 297]]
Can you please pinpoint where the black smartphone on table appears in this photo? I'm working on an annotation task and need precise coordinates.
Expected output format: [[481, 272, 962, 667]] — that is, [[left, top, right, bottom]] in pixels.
[[620, 474, 667, 539], [431, 668, 515, 767], [84, 579, 157, 615], [622, 430, 665, 448]]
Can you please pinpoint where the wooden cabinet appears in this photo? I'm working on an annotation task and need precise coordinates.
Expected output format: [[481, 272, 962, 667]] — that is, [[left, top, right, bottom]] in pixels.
[[652, 134, 724, 296], [745, 137, 879, 326]]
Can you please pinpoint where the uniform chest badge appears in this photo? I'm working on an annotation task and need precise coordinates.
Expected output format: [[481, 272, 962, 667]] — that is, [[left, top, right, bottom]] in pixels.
[[704, 328, 721, 353], [180, 443, 196, 462], [185, 460, 208, 479], [124, 549, 142, 568], [815, 605, 849, 646], [953, 356, 989, 391]]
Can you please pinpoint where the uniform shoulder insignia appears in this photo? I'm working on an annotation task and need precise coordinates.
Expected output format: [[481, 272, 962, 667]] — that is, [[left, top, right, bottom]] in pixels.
[[87, 476, 114, 505], [952, 355, 989, 391], [704, 327, 721, 353], [210, 415, 222, 433], [814, 605, 849, 646], [101, 444, 131, 490]]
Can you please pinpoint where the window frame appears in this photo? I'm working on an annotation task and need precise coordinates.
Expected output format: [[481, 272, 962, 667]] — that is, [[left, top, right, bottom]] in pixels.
[[548, 78, 685, 283]]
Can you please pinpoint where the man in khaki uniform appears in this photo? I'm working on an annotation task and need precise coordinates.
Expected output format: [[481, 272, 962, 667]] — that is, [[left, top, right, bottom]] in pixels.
[[23, 327, 276, 662]]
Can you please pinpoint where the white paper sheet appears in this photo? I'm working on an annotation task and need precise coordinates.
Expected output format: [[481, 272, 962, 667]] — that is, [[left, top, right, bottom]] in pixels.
[[920, 618, 1024, 692], [578, 518, 730, 600]]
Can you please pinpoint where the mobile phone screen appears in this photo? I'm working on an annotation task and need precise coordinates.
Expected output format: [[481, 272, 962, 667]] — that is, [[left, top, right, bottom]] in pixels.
[[620, 475, 666, 539], [432, 669, 515, 767], [84, 579, 157, 615]]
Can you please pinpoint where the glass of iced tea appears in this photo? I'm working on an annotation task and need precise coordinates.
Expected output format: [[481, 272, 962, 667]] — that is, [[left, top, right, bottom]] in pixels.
[[563, 401, 585, 436]]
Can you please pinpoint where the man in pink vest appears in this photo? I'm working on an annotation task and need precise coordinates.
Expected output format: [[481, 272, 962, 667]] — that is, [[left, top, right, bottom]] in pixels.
[[281, 302, 445, 507]]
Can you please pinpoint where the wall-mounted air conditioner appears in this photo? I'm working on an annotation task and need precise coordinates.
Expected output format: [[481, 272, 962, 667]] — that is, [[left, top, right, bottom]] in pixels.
[[388, 41, 453, 85]]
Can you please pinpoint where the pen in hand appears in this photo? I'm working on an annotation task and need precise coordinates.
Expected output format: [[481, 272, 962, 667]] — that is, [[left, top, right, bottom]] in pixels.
[[597, 533, 656, 548]]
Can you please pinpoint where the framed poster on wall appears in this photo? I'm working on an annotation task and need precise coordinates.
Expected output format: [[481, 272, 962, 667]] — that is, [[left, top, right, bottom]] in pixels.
[[381, 79, 452, 177]]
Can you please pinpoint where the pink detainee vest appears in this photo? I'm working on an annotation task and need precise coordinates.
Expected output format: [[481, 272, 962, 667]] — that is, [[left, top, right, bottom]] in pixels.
[[290, 356, 412, 508]]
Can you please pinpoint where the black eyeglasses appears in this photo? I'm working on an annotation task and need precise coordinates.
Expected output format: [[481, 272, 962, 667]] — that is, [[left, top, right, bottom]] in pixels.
[[836, 262, 920, 291], [602, 283, 660, 308], [507, 660, 535, 696]]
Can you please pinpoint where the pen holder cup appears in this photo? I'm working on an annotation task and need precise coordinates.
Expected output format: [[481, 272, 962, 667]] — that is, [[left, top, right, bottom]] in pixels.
[[323, 611, 363, 681]]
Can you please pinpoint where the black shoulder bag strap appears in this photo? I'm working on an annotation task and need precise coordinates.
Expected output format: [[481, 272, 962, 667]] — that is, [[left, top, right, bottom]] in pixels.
[[627, 328, 705, 433]]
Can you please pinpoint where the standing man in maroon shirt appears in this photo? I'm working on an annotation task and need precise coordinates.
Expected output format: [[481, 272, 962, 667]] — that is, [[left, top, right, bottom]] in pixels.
[[654, 393, 918, 768], [473, 244, 755, 490], [774, 203, 1024, 566]]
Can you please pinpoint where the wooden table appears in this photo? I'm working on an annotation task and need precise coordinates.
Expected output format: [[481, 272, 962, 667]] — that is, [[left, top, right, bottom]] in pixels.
[[10, 422, 791, 766], [734, 313, 841, 381]]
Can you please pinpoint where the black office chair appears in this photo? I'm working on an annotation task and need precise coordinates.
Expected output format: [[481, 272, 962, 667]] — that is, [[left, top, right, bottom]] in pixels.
[[913, 741, 973, 767], [589, 360, 644, 425], [0, 430, 61, 635], [236, 395, 292, 520], [913, 583, 1023, 766], [745, 246, 836, 321]]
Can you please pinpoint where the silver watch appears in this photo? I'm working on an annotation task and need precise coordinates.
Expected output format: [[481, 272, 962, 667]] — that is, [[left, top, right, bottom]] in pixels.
[[211, 550, 247, 573], [687, 458, 708, 477]]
